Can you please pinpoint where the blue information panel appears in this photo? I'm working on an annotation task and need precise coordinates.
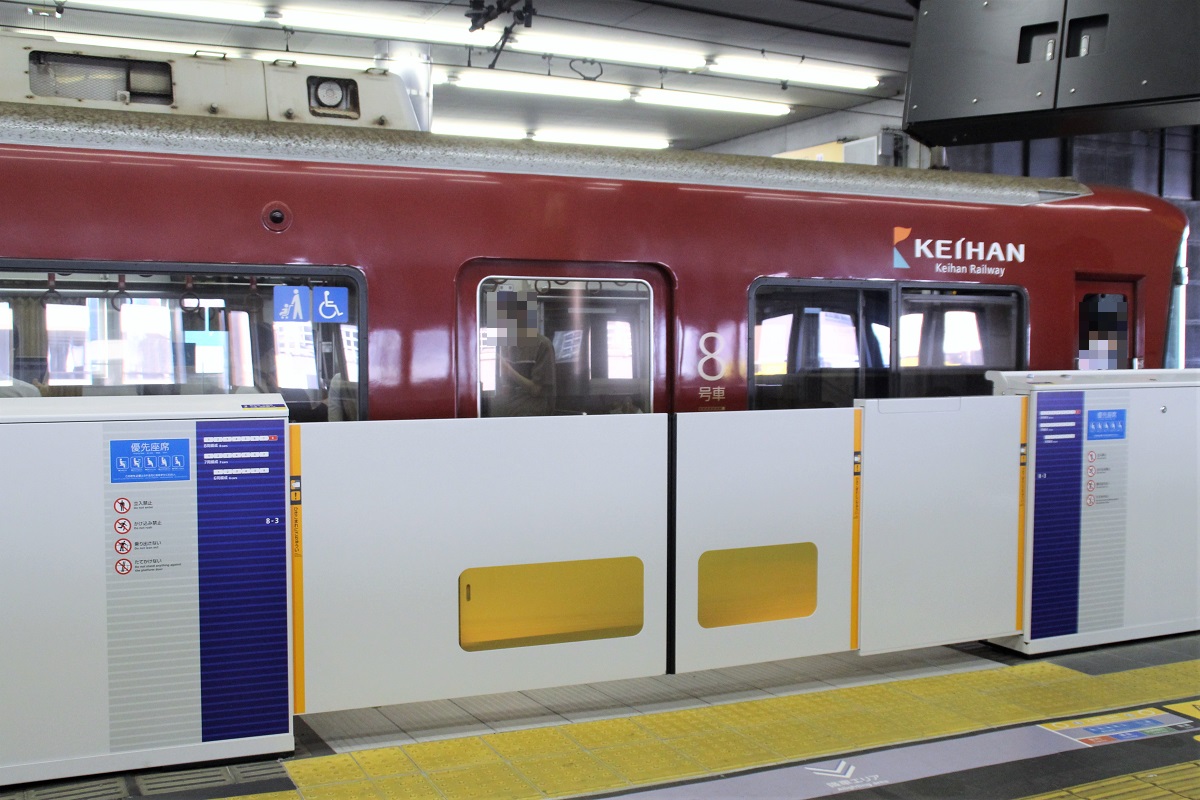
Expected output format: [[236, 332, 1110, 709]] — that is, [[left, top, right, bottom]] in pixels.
[[1087, 409, 1127, 441], [195, 419, 289, 741], [1031, 391, 1084, 639], [110, 438, 190, 483]]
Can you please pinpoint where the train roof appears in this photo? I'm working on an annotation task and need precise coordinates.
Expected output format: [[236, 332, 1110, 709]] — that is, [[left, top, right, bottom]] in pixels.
[[0, 100, 1089, 207]]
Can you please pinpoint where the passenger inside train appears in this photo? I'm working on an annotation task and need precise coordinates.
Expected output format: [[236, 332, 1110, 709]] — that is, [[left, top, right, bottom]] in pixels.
[[478, 277, 653, 418], [489, 289, 557, 417]]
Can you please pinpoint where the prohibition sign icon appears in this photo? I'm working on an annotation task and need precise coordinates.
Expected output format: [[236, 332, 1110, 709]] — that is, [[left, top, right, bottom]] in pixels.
[[115, 558, 133, 575], [114, 518, 132, 535], [114, 498, 131, 514], [114, 538, 132, 555]]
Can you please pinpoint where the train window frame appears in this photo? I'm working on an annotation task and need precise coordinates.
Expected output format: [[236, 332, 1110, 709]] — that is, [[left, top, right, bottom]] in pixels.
[[748, 278, 1028, 409], [475, 274, 655, 418], [896, 283, 1028, 398], [748, 278, 894, 410], [0, 258, 368, 421]]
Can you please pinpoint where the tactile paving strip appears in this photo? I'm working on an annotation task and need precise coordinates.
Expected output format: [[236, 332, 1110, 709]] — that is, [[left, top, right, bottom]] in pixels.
[[587, 741, 707, 784], [142, 658, 1200, 800], [254, 661, 1200, 799], [401, 739, 502, 773], [1020, 761, 1200, 799], [1137, 762, 1200, 798], [509, 752, 628, 797], [427, 762, 540, 800], [350, 747, 418, 779], [284, 754, 367, 787], [373, 774, 439, 799], [296, 784, 380, 800]]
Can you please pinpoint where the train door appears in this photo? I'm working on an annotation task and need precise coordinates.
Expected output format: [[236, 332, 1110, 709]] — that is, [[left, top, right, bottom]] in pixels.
[[1076, 280, 1136, 369], [455, 260, 672, 418]]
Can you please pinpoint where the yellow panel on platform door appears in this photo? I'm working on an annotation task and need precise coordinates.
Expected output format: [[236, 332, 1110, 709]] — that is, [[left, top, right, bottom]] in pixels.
[[459, 557, 644, 651], [698, 543, 818, 628]]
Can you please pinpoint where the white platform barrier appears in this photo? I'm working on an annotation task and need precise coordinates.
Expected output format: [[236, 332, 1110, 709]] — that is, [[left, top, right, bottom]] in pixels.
[[857, 397, 1024, 654], [674, 409, 857, 673], [10, 378, 1200, 787], [0, 396, 293, 787], [989, 371, 1200, 654], [296, 414, 668, 713]]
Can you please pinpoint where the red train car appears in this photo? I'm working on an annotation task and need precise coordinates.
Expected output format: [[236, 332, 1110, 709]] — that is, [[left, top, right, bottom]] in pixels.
[[0, 102, 1188, 419]]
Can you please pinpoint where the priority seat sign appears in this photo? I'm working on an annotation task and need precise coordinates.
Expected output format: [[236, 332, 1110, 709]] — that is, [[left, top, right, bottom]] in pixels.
[[110, 439, 190, 483]]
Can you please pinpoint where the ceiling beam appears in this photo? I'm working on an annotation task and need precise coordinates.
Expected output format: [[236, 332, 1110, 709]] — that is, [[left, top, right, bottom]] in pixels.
[[783, 0, 914, 23], [633, 0, 912, 48]]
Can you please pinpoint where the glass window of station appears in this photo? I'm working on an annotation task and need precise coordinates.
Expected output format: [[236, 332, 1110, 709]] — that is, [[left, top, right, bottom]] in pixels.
[[0, 268, 362, 422], [750, 280, 1024, 409], [477, 277, 653, 417]]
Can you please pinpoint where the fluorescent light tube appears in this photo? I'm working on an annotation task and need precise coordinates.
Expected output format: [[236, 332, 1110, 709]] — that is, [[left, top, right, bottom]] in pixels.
[[510, 33, 706, 70], [432, 120, 528, 140], [278, 9, 501, 48], [533, 129, 669, 149], [62, 2, 503, 47], [66, 0, 266, 23], [635, 88, 791, 116], [450, 70, 631, 101], [711, 56, 879, 90]]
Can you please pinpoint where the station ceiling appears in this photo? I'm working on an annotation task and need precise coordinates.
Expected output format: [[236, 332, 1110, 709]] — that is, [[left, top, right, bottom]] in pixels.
[[1, 0, 916, 150]]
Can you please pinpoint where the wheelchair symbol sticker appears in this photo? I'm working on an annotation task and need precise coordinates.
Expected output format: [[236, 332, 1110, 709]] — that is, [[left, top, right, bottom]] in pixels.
[[314, 287, 349, 323]]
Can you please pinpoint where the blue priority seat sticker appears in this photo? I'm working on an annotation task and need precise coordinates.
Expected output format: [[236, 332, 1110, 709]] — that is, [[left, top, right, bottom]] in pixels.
[[110, 439, 191, 483]]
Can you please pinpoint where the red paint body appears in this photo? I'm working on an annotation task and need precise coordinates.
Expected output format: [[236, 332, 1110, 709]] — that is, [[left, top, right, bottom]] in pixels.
[[0, 142, 1186, 418]]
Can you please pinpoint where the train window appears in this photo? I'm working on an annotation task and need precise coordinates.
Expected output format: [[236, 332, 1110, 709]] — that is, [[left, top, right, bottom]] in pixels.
[[477, 277, 653, 417], [0, 301, 21, 394], [750, 283, 891, 409], [1078, 293, 1128, 369], [0, 269, 363, 421], [897, 289, 1023, 397], [751, 282, 1026, 407]]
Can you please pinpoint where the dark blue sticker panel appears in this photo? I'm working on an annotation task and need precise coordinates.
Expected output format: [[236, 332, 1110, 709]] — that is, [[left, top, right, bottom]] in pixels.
[[110, 438, 190, 483], [1031, 391, 1084, 640], [196, 419, 289, 741], [1087, 409, 1127, 441]]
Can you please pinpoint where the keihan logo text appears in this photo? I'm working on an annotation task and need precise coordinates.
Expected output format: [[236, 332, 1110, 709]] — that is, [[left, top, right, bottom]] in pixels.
[[893, 227, 1026, 272]]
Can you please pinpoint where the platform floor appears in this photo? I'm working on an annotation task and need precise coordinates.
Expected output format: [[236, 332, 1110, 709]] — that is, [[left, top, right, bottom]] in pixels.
[[4, 634, 1199, 800]]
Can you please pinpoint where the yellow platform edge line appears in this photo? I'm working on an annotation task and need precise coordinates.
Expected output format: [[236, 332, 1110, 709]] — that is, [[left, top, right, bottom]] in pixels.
[[228, 658, 1200, 800], [289, 423, 305, 716]]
